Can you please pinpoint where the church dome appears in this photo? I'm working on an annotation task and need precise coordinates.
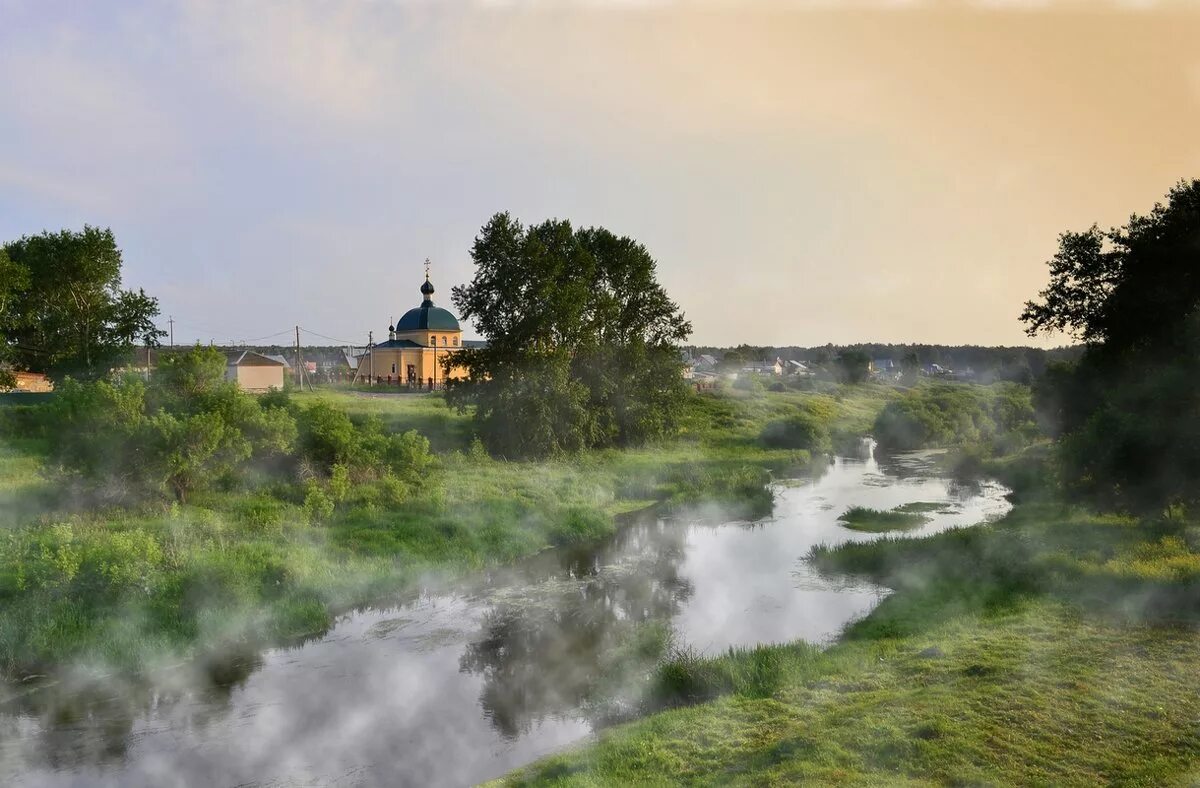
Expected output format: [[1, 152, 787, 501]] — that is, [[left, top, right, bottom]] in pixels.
[[395, 276, 461, 332]]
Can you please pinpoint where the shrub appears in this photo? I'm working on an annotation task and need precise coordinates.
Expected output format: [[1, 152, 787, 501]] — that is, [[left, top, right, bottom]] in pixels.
[[302, 483, 334, 524], [873, 383, 1036, 452], [760, 412, 832, 453]]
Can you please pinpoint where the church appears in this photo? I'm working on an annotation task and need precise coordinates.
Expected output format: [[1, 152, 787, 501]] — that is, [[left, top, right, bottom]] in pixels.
[[354, 270, 479, 388]]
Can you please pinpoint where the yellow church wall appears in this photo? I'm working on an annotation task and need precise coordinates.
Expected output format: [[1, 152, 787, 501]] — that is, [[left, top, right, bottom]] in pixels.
[[357, 346, 469, 385]]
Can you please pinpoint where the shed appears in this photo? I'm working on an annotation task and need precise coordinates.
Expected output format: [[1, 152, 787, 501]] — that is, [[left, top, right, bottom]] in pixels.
[[225, 351, 286, 393]]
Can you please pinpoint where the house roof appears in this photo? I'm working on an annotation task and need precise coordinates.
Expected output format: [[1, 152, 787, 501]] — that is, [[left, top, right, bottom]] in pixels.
[[226, 351, 287, 367], [264, 353, 292, 368]]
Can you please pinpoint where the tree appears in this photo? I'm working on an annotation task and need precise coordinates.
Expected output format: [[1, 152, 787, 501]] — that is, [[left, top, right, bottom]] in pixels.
[[447, 213, 692, 457], [900, 352, 921, 386], [1023, 178, 1200, 513], [3, 226, 165, 381], [0, 248, 30, 387], [835, 350, 870, 384]]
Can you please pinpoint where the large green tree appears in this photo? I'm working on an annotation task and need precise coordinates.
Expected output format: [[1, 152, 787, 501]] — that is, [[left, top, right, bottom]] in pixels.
[[3, 226, 164, 381], [446, 213, 692, 457], [0, 248, 30, 387], [1022, 178, 1200, 513]]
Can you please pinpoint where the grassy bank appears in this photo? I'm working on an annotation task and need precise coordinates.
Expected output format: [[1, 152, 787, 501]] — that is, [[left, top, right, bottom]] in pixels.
[[499, 451, 1200, 786], [0, 383, 897, 681]]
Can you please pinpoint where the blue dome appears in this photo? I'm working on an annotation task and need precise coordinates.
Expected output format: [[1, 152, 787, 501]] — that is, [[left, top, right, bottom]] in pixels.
[[395, 305, 460, 331], [395, 276, 461, 332]]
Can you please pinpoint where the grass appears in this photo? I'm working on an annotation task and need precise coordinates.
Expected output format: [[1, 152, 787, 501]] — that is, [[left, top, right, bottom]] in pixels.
[[502, 597, 1200, 787], [837, 506, 930, 532], [497, 450, 1200, 786], [892, 501, 945, 514], [0, 383, 900, 680]]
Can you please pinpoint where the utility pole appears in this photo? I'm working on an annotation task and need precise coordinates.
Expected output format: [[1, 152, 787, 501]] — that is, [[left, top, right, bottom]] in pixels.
[[295, 326, 302, 387], [168, 316, 174, 347]]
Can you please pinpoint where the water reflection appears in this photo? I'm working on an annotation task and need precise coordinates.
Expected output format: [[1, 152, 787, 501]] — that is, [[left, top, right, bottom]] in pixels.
[[460, 522, 693, 738], [0, 451, 1011, 787]]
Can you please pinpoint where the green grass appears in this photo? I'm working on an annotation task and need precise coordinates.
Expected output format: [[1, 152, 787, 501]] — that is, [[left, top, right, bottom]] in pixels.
[[498, 448, 1200, 786], [837, 506, 930, 532], [892, 501, 945, 514], [501, 596, 1200, 787], [0, 383, 902, 680]]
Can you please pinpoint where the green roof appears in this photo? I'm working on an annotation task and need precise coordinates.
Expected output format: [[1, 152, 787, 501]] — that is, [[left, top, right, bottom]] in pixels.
[[395, 277, 461, 332]]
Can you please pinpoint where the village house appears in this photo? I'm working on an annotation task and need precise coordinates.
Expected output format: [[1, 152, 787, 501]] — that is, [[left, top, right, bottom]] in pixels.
[[0, 371, 53, 393], [354, 272, 480, 388], [870, 358, 897, 379], [742, 357, 784, 376], [225, 350, 287, 393]]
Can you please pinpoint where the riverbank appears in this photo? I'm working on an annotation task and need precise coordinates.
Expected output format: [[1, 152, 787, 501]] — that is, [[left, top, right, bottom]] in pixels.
[[0, 384, 896, 682], [0, 430, 1013, 786], [498, 451, 1200, 785]]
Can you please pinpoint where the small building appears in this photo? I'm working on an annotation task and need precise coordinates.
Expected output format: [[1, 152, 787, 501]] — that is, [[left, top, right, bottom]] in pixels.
[[742, 357, 784, 376], [692, 370, 719, 391], [263, 353, 292, 371], [1, 371, 53, 393], [786, 359, 812, 376], [354, 272, 477, 388], [225, 351, 286, 393]]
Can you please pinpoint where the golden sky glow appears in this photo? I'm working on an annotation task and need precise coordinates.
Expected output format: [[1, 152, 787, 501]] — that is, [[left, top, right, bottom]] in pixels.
[[2, 2, 1198, 346]]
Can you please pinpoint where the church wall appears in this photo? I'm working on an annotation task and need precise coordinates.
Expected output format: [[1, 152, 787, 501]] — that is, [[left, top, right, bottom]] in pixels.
[[357, 346, 469, 385]]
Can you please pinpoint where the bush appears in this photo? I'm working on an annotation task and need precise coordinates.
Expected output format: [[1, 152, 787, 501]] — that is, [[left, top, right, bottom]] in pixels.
[[873, 383, 1036, 452], [547, 507, 615, 546], [302, 483, 334, 524], [760, 412, 832, 453], [42, 349, 300, 503]]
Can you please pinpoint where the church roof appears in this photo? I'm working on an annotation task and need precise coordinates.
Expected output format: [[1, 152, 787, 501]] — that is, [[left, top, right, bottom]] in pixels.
[[395, 275, 461, 332], [372, 338, 425, 349]]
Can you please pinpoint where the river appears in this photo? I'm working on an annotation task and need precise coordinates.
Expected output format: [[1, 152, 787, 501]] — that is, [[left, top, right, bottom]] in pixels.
[[0, 449, 1010, 787]]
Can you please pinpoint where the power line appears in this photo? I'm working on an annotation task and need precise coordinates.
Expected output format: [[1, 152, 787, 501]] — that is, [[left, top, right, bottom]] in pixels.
[[299, 327, 363, 346], [169, 322, 295, 346]]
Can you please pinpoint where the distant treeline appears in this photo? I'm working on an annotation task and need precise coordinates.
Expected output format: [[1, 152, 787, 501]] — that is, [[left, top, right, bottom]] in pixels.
[[688, 343, 1082, 383]]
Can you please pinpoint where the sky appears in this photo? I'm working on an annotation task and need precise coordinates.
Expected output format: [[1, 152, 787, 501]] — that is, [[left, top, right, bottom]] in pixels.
[[2, 1, 1198, 348]]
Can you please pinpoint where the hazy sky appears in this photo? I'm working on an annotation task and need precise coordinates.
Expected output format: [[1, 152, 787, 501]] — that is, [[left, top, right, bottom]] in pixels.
[[2, 1, 1198, 347]]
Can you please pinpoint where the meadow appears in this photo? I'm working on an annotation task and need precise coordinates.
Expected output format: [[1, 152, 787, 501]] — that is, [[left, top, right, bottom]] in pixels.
[[0, 381, 896, 681]]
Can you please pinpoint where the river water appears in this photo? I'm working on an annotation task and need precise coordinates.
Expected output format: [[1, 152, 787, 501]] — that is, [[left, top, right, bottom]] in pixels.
[[0, 450, 1010, 787]]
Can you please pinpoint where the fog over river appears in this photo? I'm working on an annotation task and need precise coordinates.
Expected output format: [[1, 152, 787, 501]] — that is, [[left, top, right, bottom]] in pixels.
[[0, 449, 1011, 787]]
